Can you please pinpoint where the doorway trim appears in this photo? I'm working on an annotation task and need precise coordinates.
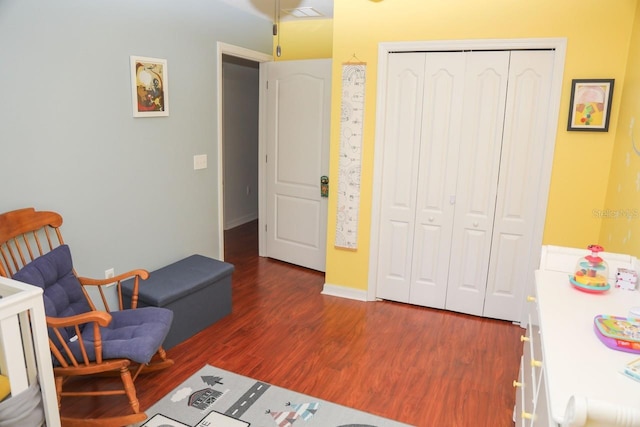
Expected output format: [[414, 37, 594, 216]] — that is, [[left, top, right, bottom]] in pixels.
[[367, 38, 567, 323], [216, 42, 272, 259]]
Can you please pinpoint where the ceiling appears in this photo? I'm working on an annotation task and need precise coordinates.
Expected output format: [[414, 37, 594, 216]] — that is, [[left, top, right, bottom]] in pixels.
[[218, 0, 334, 22]]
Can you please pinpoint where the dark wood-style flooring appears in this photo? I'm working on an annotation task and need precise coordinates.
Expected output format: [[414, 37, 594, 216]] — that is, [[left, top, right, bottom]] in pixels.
[[61, 220, 523, 426]]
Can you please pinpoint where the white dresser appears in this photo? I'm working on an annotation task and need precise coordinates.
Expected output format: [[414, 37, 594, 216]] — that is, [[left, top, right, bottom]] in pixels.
[[515, 246, 640, 427]]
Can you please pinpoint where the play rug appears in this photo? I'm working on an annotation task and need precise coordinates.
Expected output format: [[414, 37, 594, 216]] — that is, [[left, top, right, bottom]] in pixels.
[[138, 364, 415, 427]]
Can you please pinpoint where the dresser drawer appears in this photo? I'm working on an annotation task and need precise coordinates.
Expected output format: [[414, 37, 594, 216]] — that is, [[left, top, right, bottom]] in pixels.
[[515, 318, 538, 425], [514, 356, 525, 426], [531, 365, 554, 427], [528, 321, 544, 398], [514, 295, 549, 426]]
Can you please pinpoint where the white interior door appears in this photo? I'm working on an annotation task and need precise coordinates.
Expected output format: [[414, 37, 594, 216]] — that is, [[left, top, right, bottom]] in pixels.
[[409, 53, 466, 307], [444, 51, 510, 316], [482, 50, 555, 320], [376, 52, 465, 306], [374, 48, 557, 322], [264, 59, 331, 272], [374, 53, 427, 303]]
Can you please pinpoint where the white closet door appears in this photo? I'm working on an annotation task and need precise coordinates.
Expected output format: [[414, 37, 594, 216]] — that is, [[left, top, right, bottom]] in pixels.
[[375, 53, 427, 303], [409, 53, 466, 307], [444, 51, 510, 316], [375, 49, 555, 322], [483, 50, 555, 320], [375, 53, 466, 305]]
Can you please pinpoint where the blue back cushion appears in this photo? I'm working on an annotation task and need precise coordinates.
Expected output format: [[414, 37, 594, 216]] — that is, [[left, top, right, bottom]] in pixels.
[[13, 245, 92, 342]]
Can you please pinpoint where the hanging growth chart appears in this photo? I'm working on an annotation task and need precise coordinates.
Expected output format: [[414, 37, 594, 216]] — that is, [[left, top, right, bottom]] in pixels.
[[335, 61, 366, 249]]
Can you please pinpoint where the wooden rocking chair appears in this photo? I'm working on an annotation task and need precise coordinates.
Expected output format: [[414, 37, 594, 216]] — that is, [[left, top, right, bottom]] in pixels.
[[0, 207, 174, 426]]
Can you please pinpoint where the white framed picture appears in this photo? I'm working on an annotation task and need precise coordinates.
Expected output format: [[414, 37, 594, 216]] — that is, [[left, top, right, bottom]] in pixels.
[[130, 55, 169, 117]]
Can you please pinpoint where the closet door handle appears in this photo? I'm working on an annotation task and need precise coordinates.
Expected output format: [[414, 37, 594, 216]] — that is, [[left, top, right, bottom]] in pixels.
[[428, 216, 434, 222], [473, 221, 479, 227], [449, 195, 456, 205]]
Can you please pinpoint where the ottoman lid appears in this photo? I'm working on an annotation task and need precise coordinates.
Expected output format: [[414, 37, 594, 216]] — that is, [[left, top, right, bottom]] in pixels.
[[122, 255, 234, 306]]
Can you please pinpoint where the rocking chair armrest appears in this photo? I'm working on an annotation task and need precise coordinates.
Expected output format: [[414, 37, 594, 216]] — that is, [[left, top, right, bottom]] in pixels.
[[77, 269, 149, 286], [78, 270, 150, 312], [46, 310, 112, 329]]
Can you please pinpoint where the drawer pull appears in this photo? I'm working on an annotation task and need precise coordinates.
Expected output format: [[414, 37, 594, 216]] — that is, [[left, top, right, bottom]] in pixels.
[[522, 412, 534, 420], [512, 380, 522, 388], [531, 359, 542, 368], [520, 335, 530, 342], [526, 295, 537, 303]]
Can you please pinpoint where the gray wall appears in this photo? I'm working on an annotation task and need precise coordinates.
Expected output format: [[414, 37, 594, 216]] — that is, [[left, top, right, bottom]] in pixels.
[[0, 0, 271, 280], [222, 56, 259, 230]]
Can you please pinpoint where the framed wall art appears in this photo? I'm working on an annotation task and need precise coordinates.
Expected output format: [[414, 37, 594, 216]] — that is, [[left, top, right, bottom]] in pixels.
[[130, 56, 169, 117], [567, 79, 614, 132]]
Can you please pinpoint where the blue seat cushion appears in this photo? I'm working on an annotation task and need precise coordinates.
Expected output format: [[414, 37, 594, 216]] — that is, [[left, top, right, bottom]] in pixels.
[[65, 307, 173, 364], [13, 245, 173, 364]]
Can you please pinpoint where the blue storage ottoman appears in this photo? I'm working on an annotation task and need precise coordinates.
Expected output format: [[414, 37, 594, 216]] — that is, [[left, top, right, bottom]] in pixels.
[[122, 255, 234, 349]]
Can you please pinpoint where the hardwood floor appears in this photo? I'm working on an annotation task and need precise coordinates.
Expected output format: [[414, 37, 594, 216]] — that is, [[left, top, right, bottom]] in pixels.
[[60, 220, 523, 426]]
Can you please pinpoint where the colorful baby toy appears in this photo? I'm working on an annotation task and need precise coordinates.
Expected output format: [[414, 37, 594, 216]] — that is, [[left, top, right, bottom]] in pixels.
[[570, 244, 610, 293]]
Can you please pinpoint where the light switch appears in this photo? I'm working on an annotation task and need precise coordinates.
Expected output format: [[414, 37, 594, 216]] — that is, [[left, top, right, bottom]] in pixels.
[[193, 154, 207, 170]]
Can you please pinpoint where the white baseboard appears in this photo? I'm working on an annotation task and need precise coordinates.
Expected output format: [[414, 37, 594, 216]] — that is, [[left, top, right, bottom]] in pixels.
[[224, 213, 258, 230], [321, 283, 369, 301]]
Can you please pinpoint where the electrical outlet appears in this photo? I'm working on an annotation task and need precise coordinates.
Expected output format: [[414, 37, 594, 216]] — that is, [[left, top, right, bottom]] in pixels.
[[105, 268, 115, 287]]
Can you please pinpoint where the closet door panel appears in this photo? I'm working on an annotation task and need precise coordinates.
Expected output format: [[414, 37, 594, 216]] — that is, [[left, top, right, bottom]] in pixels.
[[409, 223, 446, 307], [484, 50, 555, 320], [376, 53, 426, 303], [409, 52, 465, 307], [445, 51, 510, 315]]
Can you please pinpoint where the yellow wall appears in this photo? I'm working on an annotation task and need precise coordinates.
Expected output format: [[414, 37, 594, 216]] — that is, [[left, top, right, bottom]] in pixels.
[[273, 19, 333, 61], [601, 3, 640, 257], [324, 0, 636, 291]]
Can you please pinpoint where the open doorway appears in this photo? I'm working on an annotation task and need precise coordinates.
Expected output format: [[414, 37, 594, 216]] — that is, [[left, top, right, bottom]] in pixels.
[[222, 55, 259, 229], [217, 44, 330, 272], [221, 54, 259, 257], [216, 43, 272, 259]]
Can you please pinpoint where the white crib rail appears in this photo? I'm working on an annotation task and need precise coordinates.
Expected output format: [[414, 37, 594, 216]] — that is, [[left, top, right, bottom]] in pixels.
[[0, 276, 60, 426]]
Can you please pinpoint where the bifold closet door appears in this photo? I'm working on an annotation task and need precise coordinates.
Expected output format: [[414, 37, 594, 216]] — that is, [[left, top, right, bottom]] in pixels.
[[442, 51, 510, 316], [482, 50, 554, 321], [375, 49, 554, 322], [375, 52, 465, 307]]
